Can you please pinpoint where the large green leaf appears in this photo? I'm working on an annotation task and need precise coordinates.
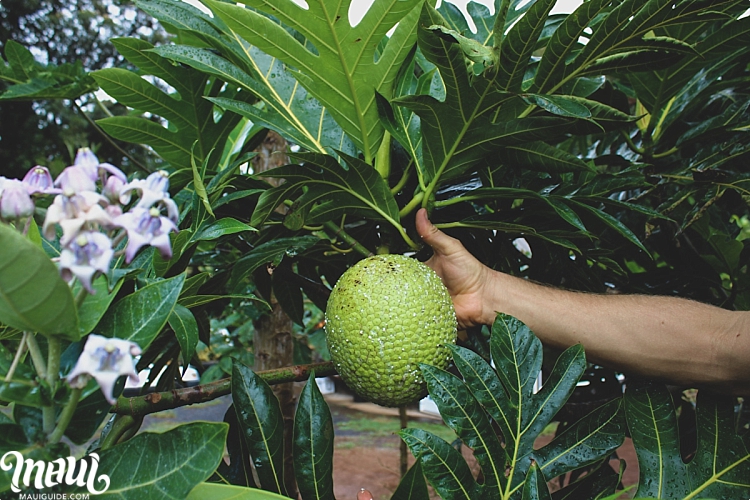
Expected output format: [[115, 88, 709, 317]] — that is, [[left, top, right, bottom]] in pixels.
[[228, 235, 321, 292], [625, 383, 750, 499], [0, 224, 78, 339], [149, 40, 355, 157], [92, 37, 246, 179], [97, 273, 185, 349], [250, 152, 401, 235], [627, 2, 750, 115], [231, 361, 287, 496], [407, 314, 625, 499], [496, 0, 557, 92], [393, 3, 572, 192], [293, 373, 334, 499], [402, 315, 625, 499], [201, 0, 422, 163], [77, 422, 227, 499]]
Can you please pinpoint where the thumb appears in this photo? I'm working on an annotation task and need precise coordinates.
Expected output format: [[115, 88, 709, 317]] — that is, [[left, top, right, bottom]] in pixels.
[[415, 208, 463, 256], [357, 488, 374, 500]]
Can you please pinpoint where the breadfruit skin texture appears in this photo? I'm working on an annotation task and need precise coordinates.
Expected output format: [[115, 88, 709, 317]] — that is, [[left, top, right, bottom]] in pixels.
[[325, 254, 457, 407]]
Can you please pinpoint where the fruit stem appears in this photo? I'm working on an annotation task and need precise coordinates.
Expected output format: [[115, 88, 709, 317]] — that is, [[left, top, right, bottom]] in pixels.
[[399, 406, 409, 477], [323, 220, 374, 258]]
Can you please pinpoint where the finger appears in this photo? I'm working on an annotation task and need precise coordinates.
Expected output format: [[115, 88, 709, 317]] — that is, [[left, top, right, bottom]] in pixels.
[[357, 488, 374, 500], [415, 208, 463, 256]]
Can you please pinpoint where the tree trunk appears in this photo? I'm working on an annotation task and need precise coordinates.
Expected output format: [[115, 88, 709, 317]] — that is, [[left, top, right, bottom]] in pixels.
[[251, 131, 298, 497]]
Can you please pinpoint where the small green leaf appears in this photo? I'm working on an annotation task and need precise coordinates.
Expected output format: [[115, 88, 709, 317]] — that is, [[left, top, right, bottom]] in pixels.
[[533, 398, 625, 481], [391, 459, 430, 500], [0, 224, 78, 339], [228, 236, 320, 292], [522, 462, 552, 500], [177, 294, 269, 310], [169, 304, 199, 366], [232, 361, 287, 496], [568, 201, 650, 255], [0, 378, 50, 407], [191, 147, 215, 218], [521, 94, 592, 119], [192, 218, 256, 243], [293, 373, 335, 500], [272, 278, 304, 326], [400, 428, 479, 499], [97, 273, 185, 349]]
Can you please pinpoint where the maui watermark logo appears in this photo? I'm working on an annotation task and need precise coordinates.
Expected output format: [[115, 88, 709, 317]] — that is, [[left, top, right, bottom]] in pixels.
[[1, 451, 110, 495]]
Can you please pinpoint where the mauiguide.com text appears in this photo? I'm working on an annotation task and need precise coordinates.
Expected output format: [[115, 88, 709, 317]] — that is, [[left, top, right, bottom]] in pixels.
[[18, 495, 90, 500]]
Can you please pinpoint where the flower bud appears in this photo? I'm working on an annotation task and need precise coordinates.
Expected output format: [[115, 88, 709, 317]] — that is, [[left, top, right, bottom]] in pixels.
[[22, 165, 59, 195], [0, 179, 35, 221]]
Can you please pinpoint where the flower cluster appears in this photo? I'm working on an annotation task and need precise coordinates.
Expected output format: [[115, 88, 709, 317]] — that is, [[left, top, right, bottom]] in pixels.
[[0, 148, 178, 292]]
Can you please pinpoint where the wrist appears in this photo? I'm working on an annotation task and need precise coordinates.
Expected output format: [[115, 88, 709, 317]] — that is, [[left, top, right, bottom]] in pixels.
[[479, 267, 509, 325]]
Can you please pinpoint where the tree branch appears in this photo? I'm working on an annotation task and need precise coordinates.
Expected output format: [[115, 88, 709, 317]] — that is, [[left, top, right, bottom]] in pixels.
[[111, 361, 337, 418]]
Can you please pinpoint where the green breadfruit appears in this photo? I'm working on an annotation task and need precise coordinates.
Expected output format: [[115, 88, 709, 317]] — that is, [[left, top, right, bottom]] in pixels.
[[325, 254, 457, 407]]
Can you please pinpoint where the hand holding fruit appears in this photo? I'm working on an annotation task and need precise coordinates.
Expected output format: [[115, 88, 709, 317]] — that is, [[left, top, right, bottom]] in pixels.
[[415, 208, 497, 329]]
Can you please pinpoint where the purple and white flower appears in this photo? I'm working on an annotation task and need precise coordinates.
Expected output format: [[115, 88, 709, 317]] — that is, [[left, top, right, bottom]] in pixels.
[[119, 171, 178, 222], [43, 191, 115, 246], [59, 231, 114, 293], [115, 207, 178, 263], [67, 334, 141, 405]]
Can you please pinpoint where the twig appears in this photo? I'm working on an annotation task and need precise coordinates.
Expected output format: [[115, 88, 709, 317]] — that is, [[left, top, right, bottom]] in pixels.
[[4, 332, 28, 382], [25, 333, 47, 379], [73, 100, 151, 173]]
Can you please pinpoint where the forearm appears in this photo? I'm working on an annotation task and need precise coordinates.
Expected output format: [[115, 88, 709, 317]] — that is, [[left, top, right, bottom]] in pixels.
[[485, 272, 750, 396]]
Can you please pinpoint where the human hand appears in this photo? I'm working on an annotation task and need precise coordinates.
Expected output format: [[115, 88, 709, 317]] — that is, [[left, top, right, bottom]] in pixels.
[[415, 208, 496, 329]]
